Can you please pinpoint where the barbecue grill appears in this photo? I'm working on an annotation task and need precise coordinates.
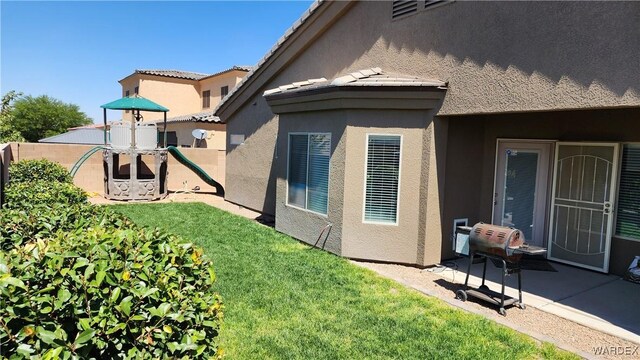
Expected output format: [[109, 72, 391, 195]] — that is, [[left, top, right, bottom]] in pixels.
[[455, 222, 546, 315]]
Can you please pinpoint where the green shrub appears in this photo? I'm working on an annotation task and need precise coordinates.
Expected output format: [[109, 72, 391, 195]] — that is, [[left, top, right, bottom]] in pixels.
[[3, 181, 87, 210], [0, 225, 223, 359], [0, 203, 129, 251], [9, 159, 72, 184], [1, 159, 223, 358]]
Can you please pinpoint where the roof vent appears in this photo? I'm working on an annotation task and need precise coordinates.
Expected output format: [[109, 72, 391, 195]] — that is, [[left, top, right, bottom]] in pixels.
[[392, 0, 418, 19]]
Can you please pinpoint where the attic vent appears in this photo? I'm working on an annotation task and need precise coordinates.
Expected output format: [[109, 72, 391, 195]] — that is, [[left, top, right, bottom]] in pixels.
[[425, 0, 446, 8], [392, 0, 418, 19]]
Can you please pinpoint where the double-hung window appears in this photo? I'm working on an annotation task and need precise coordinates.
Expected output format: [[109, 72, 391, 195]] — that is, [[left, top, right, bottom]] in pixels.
[[616, 145, 640, 240], [287, 133, 331, 215], [364, 135, 402, 224]]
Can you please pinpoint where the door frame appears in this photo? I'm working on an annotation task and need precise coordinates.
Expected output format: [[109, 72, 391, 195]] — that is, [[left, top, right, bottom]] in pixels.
[[492, 139, 555, 247], [546, 142, 620, 273]]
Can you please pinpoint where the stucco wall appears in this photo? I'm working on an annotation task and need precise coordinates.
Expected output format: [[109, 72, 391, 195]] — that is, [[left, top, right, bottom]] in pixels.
[[290, 1, 639, 114], [199, 71, 246, 110], [274, 110, 347, 255], [225, 96, 279, 213], [120, 75, 200, 121], [223, 0, 640, 215], [440, 108, 640, 275], [8, 143, 224, 194], [163, 122, 226, 150], [341, 110, 434, 265]]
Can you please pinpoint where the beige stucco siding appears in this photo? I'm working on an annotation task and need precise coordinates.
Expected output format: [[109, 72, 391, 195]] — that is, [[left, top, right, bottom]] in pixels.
[[341, 111, 429, 264], [271, 105, 444, 266], [295, 1, 640, 114], [199, 70, 247, 111], [225, 96, 279, 212], [120, 75, 200, 121], [274, 110, 347, 255], [223, 1, 640, 216], [163, 122, 226, 150]]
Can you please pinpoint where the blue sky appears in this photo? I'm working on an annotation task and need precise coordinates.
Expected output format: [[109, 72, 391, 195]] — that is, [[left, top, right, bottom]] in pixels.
[[1, 1, 313, 122]]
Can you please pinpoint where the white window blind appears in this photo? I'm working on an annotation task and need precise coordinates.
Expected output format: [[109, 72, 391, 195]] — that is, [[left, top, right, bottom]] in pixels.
[[616, 145, 640, 240], [365, 135, 401, 224], [287, 133, 330, 215]]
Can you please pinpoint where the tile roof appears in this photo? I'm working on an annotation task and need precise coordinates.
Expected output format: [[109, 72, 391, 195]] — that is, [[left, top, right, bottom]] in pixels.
[[200, 65, 253, 80], [39, 128, 106, 145], [131, 66, 253, 82], [214, 0, 325, 115], [134, 69, 211, 81], [263, 68, 447, 97], [154, 110, 222, 124]]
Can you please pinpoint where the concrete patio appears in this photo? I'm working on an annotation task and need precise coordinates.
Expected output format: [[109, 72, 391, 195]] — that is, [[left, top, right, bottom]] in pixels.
[[432, 257, 640, 344]]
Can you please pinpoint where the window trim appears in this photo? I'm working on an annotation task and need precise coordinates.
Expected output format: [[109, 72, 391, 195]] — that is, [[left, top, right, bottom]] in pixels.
[[285, 132, 331, 216], [614, 143, 640, 242], [362, 133, 403, 226]]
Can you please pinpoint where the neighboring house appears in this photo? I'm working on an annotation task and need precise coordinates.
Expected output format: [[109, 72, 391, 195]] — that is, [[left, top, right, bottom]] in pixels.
[[118, 66, 250, 148], [215, 1, 640, 276], [39, 128, 106, 145]]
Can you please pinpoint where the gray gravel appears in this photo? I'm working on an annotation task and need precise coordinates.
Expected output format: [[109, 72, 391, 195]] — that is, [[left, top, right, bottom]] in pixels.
[[354, 261, 638, 360]]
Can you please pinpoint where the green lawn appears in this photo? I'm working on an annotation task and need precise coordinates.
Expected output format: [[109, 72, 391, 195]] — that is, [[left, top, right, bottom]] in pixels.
[[111, 203, 575, 360]]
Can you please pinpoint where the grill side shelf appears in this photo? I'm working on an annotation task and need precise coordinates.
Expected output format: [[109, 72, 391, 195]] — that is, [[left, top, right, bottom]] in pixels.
[[513, 245, 547, 255]]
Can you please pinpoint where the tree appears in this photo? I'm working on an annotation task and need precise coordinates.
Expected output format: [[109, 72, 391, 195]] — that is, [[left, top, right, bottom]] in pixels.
[[7, 94, 93, 142], [0, 91, 25, 143]]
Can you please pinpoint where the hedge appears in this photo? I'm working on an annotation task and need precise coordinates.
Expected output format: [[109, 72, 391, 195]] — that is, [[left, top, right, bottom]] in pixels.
[[9, 159, 72, 185], [3, 181, 87, 210], [0, 159, 223, 358]]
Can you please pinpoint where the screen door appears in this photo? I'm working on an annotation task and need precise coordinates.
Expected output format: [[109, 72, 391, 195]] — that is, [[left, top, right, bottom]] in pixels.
[[548, 143, 619, 272]]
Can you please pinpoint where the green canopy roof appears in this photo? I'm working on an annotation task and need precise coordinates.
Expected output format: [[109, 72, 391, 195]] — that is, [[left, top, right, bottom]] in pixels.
[[100, 96, 169, 112]]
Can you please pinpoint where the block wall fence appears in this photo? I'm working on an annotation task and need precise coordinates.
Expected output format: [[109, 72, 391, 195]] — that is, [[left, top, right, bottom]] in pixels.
[[6, 143, 225, 194]]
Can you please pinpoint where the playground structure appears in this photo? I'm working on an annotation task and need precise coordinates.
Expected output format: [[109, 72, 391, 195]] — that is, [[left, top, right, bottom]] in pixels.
[[83, 95, 224, 201]]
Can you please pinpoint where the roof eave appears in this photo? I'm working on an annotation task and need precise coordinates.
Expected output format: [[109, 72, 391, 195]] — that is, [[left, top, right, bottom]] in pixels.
[[198, 66, 252, 81], [264, 85, 447, 114], [215, 0, 355, 120], [264, 84, 447, 101]]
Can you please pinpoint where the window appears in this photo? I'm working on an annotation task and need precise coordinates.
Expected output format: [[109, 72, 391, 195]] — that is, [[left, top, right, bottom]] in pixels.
[[287, 133, 331, 215], [364, 135, 402, 224], [221, 86, 229, 98], [124, 90, 130, 113], [616, 145, 640, 240], [202, 90, 211, 108], [134, 86, 139, 95], [158, 131, 178, 147]]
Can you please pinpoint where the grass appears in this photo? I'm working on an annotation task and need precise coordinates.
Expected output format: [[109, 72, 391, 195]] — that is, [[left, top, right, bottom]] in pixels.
[[111, 202, 577, 360]]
